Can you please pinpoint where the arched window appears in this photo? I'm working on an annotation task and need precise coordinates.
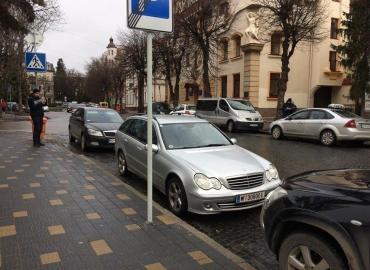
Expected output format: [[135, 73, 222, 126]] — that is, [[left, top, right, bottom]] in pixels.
[[233, 35, 241, 57], [220, 39, 228, 61], [271, 33, 282, 55]]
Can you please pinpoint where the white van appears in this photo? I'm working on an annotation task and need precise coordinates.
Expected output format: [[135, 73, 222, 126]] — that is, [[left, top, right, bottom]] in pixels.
[[196, 98, 264, 132]]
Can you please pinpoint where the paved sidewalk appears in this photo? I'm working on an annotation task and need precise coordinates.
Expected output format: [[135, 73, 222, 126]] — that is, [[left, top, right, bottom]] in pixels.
[[0, 132, 252, 270]]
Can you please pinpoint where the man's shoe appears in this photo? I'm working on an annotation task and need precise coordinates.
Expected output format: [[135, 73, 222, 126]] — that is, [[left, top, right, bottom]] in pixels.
[[34, 144, 40, 147], [38, 143, 45, 146]]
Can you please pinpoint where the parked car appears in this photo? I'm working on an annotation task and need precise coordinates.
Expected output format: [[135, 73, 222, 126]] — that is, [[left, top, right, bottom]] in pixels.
[[99, 102, 109, 108], [270, 108, 370, 146], [196, 98, 264, 132], [261, 169, 370, 270], [152, 102, 172, 114], [115, 115, 280, 215], [69, 107, 124, 151], [170, 104, 196, 116], [7, 102, 19, 111], [67, 103, 85, 113], [43, 105, 49, 112]]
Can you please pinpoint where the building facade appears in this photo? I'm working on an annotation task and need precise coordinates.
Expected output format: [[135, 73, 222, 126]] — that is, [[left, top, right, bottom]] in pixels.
[[177, 0, 352, 117]]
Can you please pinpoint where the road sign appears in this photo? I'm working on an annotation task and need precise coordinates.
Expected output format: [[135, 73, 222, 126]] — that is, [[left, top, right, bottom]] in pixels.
[[25, 52, 46, 72], [127, 0, 173, 32]]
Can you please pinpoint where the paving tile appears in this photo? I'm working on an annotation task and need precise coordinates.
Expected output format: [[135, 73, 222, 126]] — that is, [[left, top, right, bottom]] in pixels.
[[48, 225, 65, 235], [15, 169, 24, 173], [145, 263, 167, 270], [0, 165, 5, 169], [4, 160, 12, 163], [49, 199, 63, 206], [116, 193, 130, 201], [59, 180, 69, 184], [125, 224, 140, 231], [43, 161, 52, 164], [29, 183, 41, 188], [13, 211, 28, 218], [86, 213, 101, 220], [21, 164, 30, 167], [0, 184, 9, 189], [121, 208, 136, 215], [40, 167, 49, 170], [111, 182, 124, 186], [83, 195, 95, 201], [7, 176, 17, 180], [188, 251, 213, 265], [156, 215, 178, 225], [84, 185, 95, 190], [26, 157, 34, 160], [40, 251, 61, 265], [56, 190, 68, 195], [35, 174, 45, 178], [0, 225, 16, 238], [90, 240, 113, 256], [85, 176, 95, 181], [22, 193, 35, 200]]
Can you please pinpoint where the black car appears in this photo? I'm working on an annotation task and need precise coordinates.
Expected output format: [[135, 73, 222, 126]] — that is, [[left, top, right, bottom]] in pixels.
[[67, 103, 85, 113], [261, 169, 370, 270], [69, 107, 124, 151]]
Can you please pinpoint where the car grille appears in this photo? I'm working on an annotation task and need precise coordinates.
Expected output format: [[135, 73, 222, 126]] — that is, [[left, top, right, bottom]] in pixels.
[[218, 199, 264, 210], [103, 131, 116, 138], [226, 173, 264, 190]]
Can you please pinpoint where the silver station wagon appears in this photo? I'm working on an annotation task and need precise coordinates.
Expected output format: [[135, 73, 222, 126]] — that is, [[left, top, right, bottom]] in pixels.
[[115, 115, 281, 215]]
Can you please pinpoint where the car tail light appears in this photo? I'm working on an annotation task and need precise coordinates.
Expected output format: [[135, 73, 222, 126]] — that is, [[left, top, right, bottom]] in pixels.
[[344, 119, 356, 128]]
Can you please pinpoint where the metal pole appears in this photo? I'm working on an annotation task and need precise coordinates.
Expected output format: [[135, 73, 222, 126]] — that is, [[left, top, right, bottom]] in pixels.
[[35, 72, 38, 90], [146, 33, 153, 223]]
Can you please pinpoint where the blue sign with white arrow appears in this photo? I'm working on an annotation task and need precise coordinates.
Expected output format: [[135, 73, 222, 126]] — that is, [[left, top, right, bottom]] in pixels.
[[25, 52, 46, 72]]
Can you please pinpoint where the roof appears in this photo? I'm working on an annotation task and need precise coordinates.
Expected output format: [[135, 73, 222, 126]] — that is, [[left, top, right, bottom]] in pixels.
[[130, 115, 207, 125], [84, 107, 116, 111]]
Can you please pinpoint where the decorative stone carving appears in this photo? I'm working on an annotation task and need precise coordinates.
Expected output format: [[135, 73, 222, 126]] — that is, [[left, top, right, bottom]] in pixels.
[[245, 13, 260, 43]]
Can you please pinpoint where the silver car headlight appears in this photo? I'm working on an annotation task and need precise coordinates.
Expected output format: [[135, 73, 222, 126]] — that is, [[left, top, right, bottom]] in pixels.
[[87, 128, 103, 137], [194, 174, 222, 190], [265, 164, 279, 182]]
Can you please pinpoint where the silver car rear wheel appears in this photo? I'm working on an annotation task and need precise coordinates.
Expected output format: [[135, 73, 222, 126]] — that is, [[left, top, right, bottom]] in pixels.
[[272, 126, 283, 140], [167, 177, 187, 216], [320, 130, 336, 146]]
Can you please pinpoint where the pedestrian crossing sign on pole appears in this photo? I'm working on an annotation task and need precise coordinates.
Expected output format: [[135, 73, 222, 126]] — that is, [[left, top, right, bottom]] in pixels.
[[25, 52, 47, 72], [127, 0, 173, 32]]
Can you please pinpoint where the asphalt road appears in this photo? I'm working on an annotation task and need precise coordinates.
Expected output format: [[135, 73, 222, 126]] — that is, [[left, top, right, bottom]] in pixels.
[[43, 112, 370, 269]]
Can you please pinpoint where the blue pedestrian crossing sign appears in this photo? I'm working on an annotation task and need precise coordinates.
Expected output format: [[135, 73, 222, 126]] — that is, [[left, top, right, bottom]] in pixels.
[[25, 52, 47, 72], [127, 0, 173, 32]]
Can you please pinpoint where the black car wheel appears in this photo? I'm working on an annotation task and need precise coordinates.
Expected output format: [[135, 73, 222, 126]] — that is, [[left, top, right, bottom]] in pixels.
[[81, 133, 88, 152], [166, 177, 187, 216], [272, 126, 283, 140], [227, 120, 235, 133], [68, 127, 75, 143], [117, 150, 128, 176], [279, 232, 346, 270], [320, 130, 336, 146]]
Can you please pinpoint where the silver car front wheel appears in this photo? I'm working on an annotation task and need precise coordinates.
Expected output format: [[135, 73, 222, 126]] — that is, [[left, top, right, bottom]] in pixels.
[[320, 130, 336, 146], [272, 126, 283, 140], [167, 177, 187, 216], [118, 151, 128, 176]]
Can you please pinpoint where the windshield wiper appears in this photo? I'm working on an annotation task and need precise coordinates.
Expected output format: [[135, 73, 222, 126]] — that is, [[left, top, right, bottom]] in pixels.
[[198, 144, 227, 148]]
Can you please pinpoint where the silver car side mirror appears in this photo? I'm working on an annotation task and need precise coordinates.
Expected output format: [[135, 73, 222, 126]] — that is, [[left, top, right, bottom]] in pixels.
[[145, 144, 159, 153], [231, 138, 237, 144]]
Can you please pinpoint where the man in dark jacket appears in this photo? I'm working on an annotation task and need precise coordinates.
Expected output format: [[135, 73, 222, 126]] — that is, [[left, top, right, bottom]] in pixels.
[[28, 89, 46, 146], [282, 98, 297, 118]]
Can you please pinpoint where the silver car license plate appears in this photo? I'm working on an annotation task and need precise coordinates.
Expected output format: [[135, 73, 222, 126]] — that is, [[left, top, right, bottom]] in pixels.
[[249, 124, 258, 127], [362, 124, 370, 129], [235, 191, 265, 204], [109, 139, 115, 144]]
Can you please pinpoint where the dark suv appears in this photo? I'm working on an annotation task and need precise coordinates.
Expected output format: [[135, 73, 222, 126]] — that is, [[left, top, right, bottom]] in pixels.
[[261, 169, 370, 270]]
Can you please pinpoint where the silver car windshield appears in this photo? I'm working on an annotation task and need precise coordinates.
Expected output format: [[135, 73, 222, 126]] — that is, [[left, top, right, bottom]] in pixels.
[[85, 110, 123, 123], [160, 122, 231, 150], [227, 100, 255, 112]]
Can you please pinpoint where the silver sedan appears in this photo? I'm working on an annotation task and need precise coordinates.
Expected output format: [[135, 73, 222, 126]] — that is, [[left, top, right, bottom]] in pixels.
[[270, 108, 370, 146], [115, 115, 281, 215]]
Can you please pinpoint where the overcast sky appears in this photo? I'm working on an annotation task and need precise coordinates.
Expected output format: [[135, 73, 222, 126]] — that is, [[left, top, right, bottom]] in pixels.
[[39, 0, 127, 73]]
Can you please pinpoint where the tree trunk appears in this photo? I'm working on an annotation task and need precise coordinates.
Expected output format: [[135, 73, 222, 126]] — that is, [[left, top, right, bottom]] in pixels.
[[276, 40, 291, 119], [173, 74, 180, 107], [137, 73, 145, 113], [202, 47, 211, 97]]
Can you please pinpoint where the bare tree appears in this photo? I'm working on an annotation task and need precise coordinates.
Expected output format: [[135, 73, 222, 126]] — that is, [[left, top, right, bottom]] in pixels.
[[256, 0, 327, 118], [154, 21, 189, 106], [118, 30, 148, 113], [176, 0, 233, 97]]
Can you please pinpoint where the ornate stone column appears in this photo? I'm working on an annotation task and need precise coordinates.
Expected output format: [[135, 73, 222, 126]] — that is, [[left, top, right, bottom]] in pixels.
[[241, 43, 264, 106]]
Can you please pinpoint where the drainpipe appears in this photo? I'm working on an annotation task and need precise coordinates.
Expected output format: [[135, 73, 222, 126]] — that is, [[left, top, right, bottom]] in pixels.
[[307, 39, 314, 108]]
